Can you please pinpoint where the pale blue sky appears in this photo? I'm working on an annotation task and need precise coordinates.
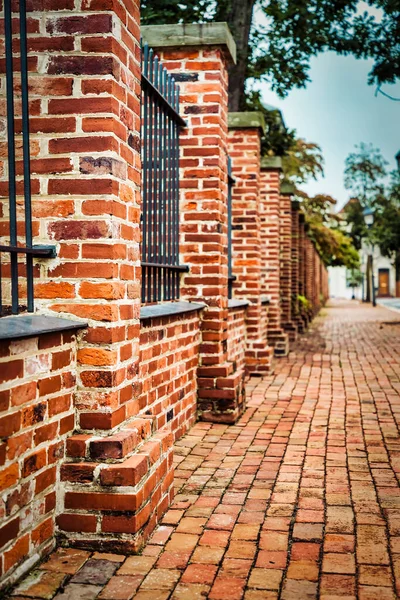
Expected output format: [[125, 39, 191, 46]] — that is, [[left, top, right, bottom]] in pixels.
[[259, 52, 400, 209]]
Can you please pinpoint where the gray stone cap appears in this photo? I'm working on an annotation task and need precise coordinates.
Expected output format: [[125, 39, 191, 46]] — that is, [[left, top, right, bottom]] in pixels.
[[291, 199, 301, 210], [228, 299, 250, 310], [261, 156, 283, 171], [0, 314, 87, 341], [228, 112, 266, 135], [281, 180, 296, 195], [140, 301, 206, 321], [141, 22, 236, 65]]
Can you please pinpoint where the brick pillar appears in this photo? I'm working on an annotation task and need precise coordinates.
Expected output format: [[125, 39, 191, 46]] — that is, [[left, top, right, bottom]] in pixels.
[[305, 234, 314, 317], [30, 1, 142, 432], [21, 1, 174, 553], [291, 200, 304, 333], [228, 112, 274, 374], [260, 158, 289, 356], [280, 182, 298, 340], [142, 23, 246, 423], [298, 213, 309, 329]]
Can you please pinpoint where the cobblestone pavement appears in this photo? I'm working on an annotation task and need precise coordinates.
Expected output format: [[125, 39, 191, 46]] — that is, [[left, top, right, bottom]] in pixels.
[[9, 302, 400, 599]]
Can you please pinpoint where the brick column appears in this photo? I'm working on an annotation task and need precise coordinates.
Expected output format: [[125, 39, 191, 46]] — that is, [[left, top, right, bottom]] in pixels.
[[142, 23, 246, 423], [291, 201, 304, 333], [305, 234, 314, 317], [17, 1, 174, 554], [260, 158, 289, 356], [280, 182, 298, 341], [28, 1, 142, 432], [228, 112, 273, 374], [298, 213, 309, 329]]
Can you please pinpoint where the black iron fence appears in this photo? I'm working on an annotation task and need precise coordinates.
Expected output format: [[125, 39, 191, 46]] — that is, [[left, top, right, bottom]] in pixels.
[[141, 44, 187, 304], [227, 156, 236, 299], [0, 0, 54, 317]]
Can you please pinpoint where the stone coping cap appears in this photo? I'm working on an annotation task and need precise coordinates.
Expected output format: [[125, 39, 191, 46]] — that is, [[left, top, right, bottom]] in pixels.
[[140, 301, 206, 321], [261, 156, 283, 171], [141, 22, 236, 65], [291, 199, 301, 210], [281, 181, 296, 195], [0, 314, 87, 341], [228, 299, 250, 310], [228, 112, 266, 135]]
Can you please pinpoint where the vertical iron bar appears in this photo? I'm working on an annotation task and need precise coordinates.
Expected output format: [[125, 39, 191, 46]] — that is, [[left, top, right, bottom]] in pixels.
[[227, 156, 233, 300], [19, 0, 34, 312], [166, 75, 172, 301], [174, 87, 180, 298], [152, 56, 160, 302], [147, 50, 154, 303], [5, 0, 19, 314], [141, 44, 149, 303], [157, 64, 165, 302]]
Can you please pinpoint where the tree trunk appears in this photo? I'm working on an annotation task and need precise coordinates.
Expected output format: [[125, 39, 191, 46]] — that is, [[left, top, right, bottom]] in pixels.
[[215, 0, 256, 111]]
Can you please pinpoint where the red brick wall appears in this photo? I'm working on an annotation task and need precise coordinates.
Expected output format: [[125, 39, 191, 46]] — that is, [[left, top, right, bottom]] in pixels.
[[0, 331, 78, 585], [227, 306, 247, 378], [139, 312, 202, 440], [151, 39, 247, 423], [0, 0, 177, 573], [280, 192, 297, 340], [228, 127, 273, 373], [12, 0, 143, 432], [260, 168, 289, 356]]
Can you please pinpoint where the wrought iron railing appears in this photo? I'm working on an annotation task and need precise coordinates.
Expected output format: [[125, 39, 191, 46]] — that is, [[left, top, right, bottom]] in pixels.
[[0, 0, 54, 317], [141, 44, 187, 304], [227, 156, 236, 299]]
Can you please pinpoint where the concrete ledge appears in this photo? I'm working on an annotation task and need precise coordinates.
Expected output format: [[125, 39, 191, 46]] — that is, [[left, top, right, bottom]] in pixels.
[[261, 296, 271, 305], [228, 112, 266, 135], [261, 156, 282, 171], [281, 181, 296, 195], [0, 315, 87, 341], [140, 301, 206, 321], [141, 22, 236, 65], [228, 299, 250, 310], [291, 199, 301, 210]]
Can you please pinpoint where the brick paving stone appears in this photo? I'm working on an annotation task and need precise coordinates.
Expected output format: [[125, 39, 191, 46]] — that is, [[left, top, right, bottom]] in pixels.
[[39, 548, 90, 574], [71, 558, 118, 585], [8, 303, 400, 600], [98, 575, 143, 599], [54, 584, 103, 600], [12, 571, 66, 599]]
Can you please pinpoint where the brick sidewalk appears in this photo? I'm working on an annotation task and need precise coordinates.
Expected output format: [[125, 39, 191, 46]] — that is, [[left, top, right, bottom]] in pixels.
[[9, 302, 400, 599]]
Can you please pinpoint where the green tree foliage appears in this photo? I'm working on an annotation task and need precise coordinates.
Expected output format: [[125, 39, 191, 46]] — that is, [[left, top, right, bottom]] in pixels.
[[141, 0, 400, 112], [296, 191, 360, 269], [344, 144, 400, 283], [342, 198, 367, 250], [282, 139, 324, 185], [344, 143, 388, 206]]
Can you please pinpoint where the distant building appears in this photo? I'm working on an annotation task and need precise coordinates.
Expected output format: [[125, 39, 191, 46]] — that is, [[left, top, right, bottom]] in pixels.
[[329, 199, 397, 300]]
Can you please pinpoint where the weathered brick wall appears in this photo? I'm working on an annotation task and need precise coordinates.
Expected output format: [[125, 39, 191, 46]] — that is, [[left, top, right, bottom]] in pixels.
[[228, 118, 273, 373], [0, 0, 177, 571], [139, 311, 202, 441], [10, 0, 143, 432], [280, 190, 297, 340], [143, 25, 247, 423], [297, 214, 309, 328], [0, 331, 78, 585], [291, 203, 304, 334], [227, 306, 247, 378], [259, 165, 289, 356]]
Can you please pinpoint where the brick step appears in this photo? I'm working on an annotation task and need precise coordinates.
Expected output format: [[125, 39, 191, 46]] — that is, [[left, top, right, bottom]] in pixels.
[[57, 428, 175, 552], [61, 428, 173, 486], [66, 417, 153, 461]]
